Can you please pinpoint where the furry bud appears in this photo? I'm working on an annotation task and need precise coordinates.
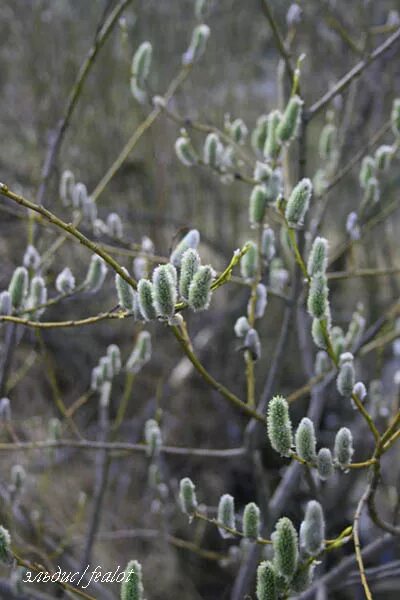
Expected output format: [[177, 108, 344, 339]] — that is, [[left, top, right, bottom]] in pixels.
[[240, 241, 258, 280], [217, 494, 235, 538], [175, 136, 198, 167], [331, 326, 344, 358], [353, 381, 367, 401], [144, 419, 162, 458], [307, 237, 328, 276], [334, 427, 354, 468], [317, 448, 334, 481], [261, 227, 276, 262], [336, 360, 355, 397], [244, 328, 261, 360], [0, 526, 12, 565], [126, 331, 152, 373], [72, 182, 87, 209], [267, 395, 293, 457], [84, 255, 107, 292], [23, 245, 41, 271], [59, 170, 75, 206], [252, 115, 268, 155], [272, 517, 299, 580], [203, 133, 223, 168], [249, 185, 268, 226], [27, 276, 47, 318], [234, 316, 250, 338], [345, 311, 365, 349], [120, 560, 144, 600], [230, 118, 248, 144], [264, 110, 282, 161], [170, 229, 200, 267], [277, 95, 303, 144], [291, 563, 314, 593], [285, 178, 312, 228], [375, 145, 393, 172], [179, 477, 198, 516], [99, 356, 113, 381], [319, 123, 336, 161], [179, 249, 201, 300], [131, 41, 152, 88], [315, 351, 330, 376], [82, 196, 97, 226], [256, 561, 277, 600], [346, 211, 360, 240], [8, 266, 28, 309], [133, 257, 148, 281], [115, 268, 136, 312], [106, 213, 123, 239], [243, 502, 261, 539], [250, 283, 268, 320], [254, 161, 273, 183], [107, 344, 121, 376], [391, 98, 400, 137], [359, 156, 375, 188], [183, 24, 210, 65], [295, 418, 317, 463], [152, 265, 177, 318], [0, 291, 12, 316], [307, 274, 329, 319], [300, 501, 325, 555], [91, 366, 103, 391], [188, 265, 213, 311], [56, 267, 75, 294], [138, 279, 157, 321]]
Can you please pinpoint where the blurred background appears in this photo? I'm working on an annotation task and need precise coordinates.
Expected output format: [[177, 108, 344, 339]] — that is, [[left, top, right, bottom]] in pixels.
[[0, 1, 400, 598]]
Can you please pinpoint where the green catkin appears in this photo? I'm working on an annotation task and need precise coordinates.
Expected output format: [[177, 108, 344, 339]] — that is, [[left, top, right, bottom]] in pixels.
[[264, 170, 282, 203], [300, 501, 325, 555], [307, 237, 328, 276], [0, 526, 12, 565], [252, 115, 269, 155], [311, 318, 329, 350], [272, 517, 299, 580], [249, 185, 268, 226], [23, 245, 41, 270], [334, 427, 354, 468], [170, 229, 200, 267], [250, 283, 268, 320], [307, 274, 329, 319], [126, 331, 152, 373], [59, 170, 75, 206], [27, 276, 47, 318], [261, 227, 276, 262], [131, 42, 152, 88], [359, 156, 375, 188], [72, 182, 87, 209], [295, 418, 317, 463], [144, 420, 162, 457], [152, 265, 177, 318], [175, 136, 198, 167], [375, 145, 393, 172], [203, 133, 222, 168], [244, 328, 261, 360], [84, 255, 107, 293], [115, 268, 136, 312], [130, 78, 146, 104], [8, 266, 28, 309], [107, 344, 121, 376], [319, 123, 336, 161], [361, 177, 380, 214], [120, 560, 144, 600], [345, 311, 366, 349], [165, 263, 178, 288], [291, 563, 314, 593], [99, 356, 113, 381], [285, 178, 312, 228], [107, 212, 123, 239], [0, 292, 12, 316], [276, 95, 303, 144], [240, 241, 258, 280], [230, 118, 248, 143], [267, 395, 293, 457], [137, 279, 157, 321], [264, 110, 282, 161], [256, 561, 277, 600], [353, 381, 367, 401], [55, 267, 75, 294], [234, 316, 250, 338], [336, 359, 355, 397], [254, 161, 272, 182], [315, 350, 330, 375], [179, 477, 198, 516], [183, 24, 210, 64], [179, 248, 201, 300], [188, 265, 214, 311], [243, 502, 261, 539], [317, 448, 334, 481], [331, 325, 344, 357], [217, 494, 235, 538], [391, 98, 400, 137]]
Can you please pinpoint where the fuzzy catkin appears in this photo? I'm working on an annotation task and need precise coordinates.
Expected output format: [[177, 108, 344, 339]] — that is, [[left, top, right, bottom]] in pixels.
[[334, 427, 354, 468], [244, 328, 261, 360], [319, 123, 336, 161], [175, 137, 198, 167], [183, 24, 210, 64], [131, 42, 152, 88], [126, 331, 152, 373], [152, 265, 177, 318], [307, 274, 329, 319], [252, 115, 268, 155], [179, 478, 198, 516], [276, 95, 303, 144], [0, 526, 12, 565], [264, 110, 282, 161], [179, 248, 201, 300], [359, 156, 375, 188], [317, 448, 334, 481], [243, 502, 261, 539], [144, 420, 162, 458], [375, 145, 393, 172], [188, 265, 213, 311], [203, 133, 222, 168], [250, 283, 268, 320], [267, 395, 293, 457], [336, 360, 355, 397], [285, 178, 312, 227], [27, 276, 47, 318], [170, 229, 200, 267], [391, 98, 400, 137], [23, 245, 41, 270], [107, 345, 121, 376], [217, 494, 235, 538], [120, 560, 144, 600], [56, 267, 75, 294], [300, 501, 325, 555], [59, 170, 75, 206], [314, 351, 330, 375], [107, 213, 123, 239], [291, 563, 314, 593], [138, 279, 157, 321], [256, 561, 277, 600], [295, 418, 317, 463], [249, 185, 268, 226], [84, 255, 107, 292], [8, 266, 28, 309], [261, 227, 276, 262], [240, 241, 258, 280], [234, 316, 250, 338], [272, 517, 299, 580], [116, 269, 136, 312], [307, 237, 328, 276]]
